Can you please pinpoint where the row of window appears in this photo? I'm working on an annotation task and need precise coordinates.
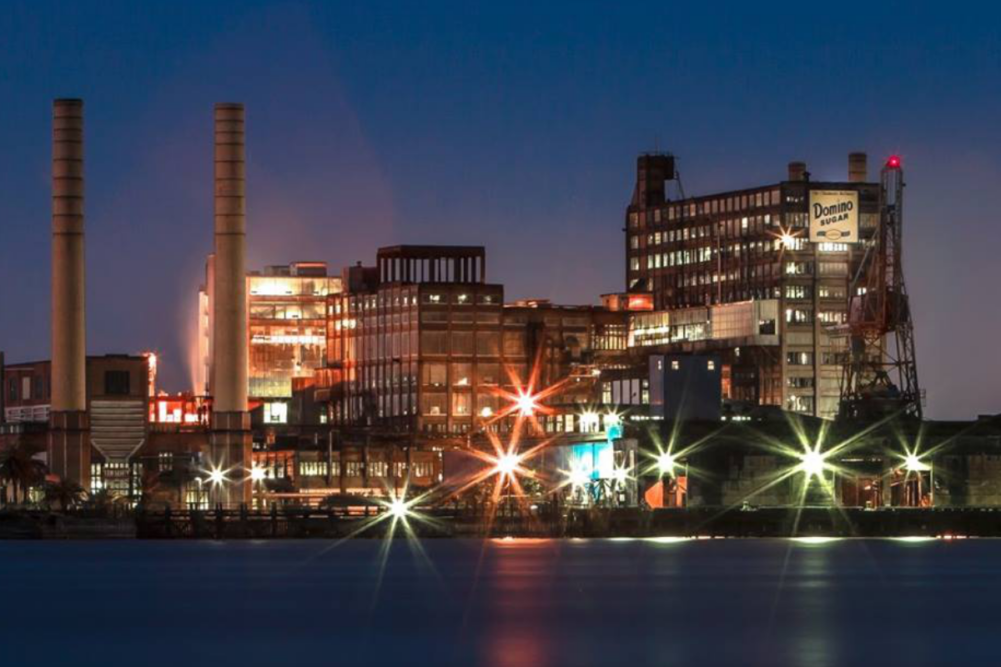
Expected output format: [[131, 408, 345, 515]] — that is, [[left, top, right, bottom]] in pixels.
[[296, 460, 435, 479], [629, 188, 783, 229]]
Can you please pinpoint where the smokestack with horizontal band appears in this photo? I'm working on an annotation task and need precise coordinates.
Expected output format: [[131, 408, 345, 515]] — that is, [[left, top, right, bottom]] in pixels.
[[50, 98, 90, 486], [210, 103, 251, 505]]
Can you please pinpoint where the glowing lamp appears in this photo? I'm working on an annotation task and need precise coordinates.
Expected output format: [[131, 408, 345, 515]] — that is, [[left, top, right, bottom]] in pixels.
[[515, 392, 537, 417], [612, 467, 629, 485], [798, 449, 826, 478], [249, 466, 267, 482], [496, 452, 521, 476], [780, 233, 797, 249], [904, 454, 930, 473], [886, 155, 901, 169], [480, 406, 494, 418], [388, 498, 409, 519], [568, 466, 590, 489], [207, 468, 226, 485], [657, 452, 677, 476]]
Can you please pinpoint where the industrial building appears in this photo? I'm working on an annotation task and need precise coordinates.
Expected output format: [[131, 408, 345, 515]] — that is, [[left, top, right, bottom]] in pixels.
[[4, 96, 1001, 524], [316, 245, 634, 439], [624, 153, 879, 419], [197, 260, 342, 420]]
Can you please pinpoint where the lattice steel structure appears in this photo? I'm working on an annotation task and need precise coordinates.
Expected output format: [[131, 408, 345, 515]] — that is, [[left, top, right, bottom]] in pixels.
[[838, 157, 922, 420]]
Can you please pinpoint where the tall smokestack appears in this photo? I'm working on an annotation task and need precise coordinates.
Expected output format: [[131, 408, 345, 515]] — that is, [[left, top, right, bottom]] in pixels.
[[50, 98, 89, 485], [212, 103, 247, 413], [210, 103, 250, 504], [848, 152, 868, 182]]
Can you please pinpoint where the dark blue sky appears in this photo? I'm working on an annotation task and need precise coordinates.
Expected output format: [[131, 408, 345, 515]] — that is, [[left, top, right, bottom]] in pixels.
[[1, 2, 999, 418]]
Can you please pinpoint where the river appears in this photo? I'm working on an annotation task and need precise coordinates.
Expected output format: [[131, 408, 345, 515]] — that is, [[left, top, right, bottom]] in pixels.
[[0, 537, 995, 666]]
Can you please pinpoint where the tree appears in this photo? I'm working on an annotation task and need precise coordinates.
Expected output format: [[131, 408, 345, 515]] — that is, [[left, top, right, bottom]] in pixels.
[[85, 488, 126, 516], [0, 438, 48, 505], [43, 479, 86, 511]]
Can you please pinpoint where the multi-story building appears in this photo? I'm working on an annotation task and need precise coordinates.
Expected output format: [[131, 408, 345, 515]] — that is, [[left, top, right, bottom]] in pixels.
[[624, 153, 879, 418], [198, 260, 343, 423], [322, 246, 632, 439]]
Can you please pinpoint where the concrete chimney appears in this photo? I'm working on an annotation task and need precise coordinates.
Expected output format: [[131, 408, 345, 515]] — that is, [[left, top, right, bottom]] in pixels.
[[212, 103, 247, 414], [49, 98, 89, 486], [210, 103, 250, 505], [787, 161, 807, 182], [848, 152, 868, 182]]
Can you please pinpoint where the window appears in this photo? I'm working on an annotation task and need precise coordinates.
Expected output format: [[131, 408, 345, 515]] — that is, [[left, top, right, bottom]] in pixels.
[[785, 309, 813, 324], [421, 392, 447, 416], [475, 333, 500, 357], [476, 393, 499, 418], [299, 461, 328, 477], [452, 363, 472, 386], [707, 360, 716, 371], [478, 363, 500, 386], [785, 262, 811, 276], [671, 360, 680, 370], [263, 402, 288, 424], [452, 393, 471, 417], [449, 331, 473, 355], [502, 331, 526, 357], [785, 285, 811, 300], [421, 311, 449, 323], [158, 452, 174, 472], [104, 371, 130, 396], [818, 285, 846, 300], [421, 331, 448, 355], [818, 242, 849, 253], [786, 395, 815, 414], [786, 352, 813, 366], [422, 363, 447, 387]]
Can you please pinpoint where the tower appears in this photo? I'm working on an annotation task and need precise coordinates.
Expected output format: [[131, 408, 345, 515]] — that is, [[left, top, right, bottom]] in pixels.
[[210, 103, 251, 504], [49, 98, 90, 487], [838, 156, 922, 420]]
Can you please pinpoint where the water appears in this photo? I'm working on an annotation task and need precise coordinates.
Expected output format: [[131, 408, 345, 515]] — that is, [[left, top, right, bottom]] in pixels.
[[1, 537, 998, 666]]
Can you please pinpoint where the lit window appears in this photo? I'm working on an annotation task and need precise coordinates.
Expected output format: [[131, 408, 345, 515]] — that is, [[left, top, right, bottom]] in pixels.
[[707, 360, 715, 371], [263, 402, 288, 424], [671, 360, 680, 371]]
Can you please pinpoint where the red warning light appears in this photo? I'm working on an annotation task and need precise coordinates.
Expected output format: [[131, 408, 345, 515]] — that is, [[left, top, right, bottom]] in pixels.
[[886, 155, 902, 169]]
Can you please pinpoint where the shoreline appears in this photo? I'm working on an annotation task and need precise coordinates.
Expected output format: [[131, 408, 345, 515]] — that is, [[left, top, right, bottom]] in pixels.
[[3, 505, 1001, 540]]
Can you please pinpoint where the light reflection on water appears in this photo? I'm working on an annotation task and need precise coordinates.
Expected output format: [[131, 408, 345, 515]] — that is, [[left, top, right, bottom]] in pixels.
[[0, 538, 994, 667]]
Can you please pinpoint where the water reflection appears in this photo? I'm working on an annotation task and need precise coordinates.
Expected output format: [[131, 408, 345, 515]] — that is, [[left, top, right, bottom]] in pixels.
[[0, 538, 992, 667], [480, 539, 554, 667]]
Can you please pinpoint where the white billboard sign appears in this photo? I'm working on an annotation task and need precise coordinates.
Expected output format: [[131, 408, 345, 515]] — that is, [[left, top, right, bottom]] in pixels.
[[809, 190, 859, 243]]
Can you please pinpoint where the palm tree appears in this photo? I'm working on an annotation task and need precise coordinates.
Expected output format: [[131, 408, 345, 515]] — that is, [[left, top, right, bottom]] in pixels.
[[43, 479, 86, 511], [85, 488, 126, 516], [0, 438, 48, 505]]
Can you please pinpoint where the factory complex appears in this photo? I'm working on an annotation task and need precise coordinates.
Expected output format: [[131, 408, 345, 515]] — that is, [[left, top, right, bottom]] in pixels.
[[2, 99, 1000, 537]]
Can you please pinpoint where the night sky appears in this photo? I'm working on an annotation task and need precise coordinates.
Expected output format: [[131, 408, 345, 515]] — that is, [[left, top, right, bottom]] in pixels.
[[1, 2, 999, 419]]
